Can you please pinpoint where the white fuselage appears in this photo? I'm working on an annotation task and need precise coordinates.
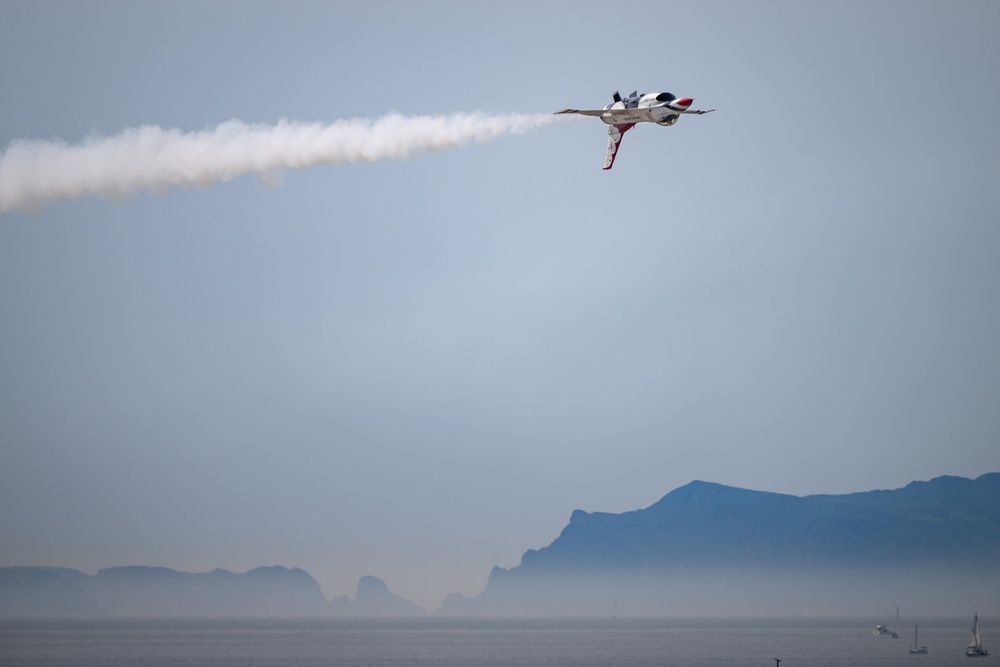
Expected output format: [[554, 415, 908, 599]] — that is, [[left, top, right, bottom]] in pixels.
[[552, 90, 712, 169], [598, 93, 688, 125]]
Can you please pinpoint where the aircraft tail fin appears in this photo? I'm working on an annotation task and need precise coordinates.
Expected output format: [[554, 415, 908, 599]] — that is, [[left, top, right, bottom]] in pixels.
[[603, 123, 634, 170]]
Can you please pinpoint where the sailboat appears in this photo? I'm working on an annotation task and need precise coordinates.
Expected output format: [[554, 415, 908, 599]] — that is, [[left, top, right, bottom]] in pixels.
[[874, 605, 900, 638], [966, 613, 989, 657], [909, 624, 928, 654]]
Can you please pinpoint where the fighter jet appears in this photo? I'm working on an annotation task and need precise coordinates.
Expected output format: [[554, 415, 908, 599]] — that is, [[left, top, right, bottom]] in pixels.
[[555, 90, 714, 170]]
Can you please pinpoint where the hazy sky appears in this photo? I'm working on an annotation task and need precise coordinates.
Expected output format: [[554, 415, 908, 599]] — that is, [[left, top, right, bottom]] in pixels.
[[2, 0, 999, 610]]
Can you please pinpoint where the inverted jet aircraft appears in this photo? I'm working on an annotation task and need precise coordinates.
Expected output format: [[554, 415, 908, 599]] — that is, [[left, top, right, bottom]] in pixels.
[[555, 90, 714, 169]]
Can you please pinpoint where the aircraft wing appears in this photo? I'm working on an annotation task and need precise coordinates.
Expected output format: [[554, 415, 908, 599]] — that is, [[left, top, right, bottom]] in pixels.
[[555, 108, 659, 123], [555, 107, 716, 119], [554, 108, 610, 117]]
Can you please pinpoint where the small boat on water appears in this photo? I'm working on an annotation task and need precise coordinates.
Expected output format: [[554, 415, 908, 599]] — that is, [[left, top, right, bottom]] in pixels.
[[874, 606, 900, 638], [909, 624, 928, 654], [966, 613, 989, 657]]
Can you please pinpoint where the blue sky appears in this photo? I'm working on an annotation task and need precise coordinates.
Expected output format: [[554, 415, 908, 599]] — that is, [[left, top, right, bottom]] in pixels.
[[2, 0, 999, 609]]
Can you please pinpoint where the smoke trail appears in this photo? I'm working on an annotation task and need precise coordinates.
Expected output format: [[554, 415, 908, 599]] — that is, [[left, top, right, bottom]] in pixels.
[[0, 112, 556, 212]]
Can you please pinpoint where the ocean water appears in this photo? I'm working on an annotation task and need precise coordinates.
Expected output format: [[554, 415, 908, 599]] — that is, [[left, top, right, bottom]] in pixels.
[[0, 617, 991, 666]]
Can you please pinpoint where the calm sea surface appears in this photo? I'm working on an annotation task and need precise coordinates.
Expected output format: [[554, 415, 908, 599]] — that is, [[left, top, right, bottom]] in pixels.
[[0, 617, 993, 666]]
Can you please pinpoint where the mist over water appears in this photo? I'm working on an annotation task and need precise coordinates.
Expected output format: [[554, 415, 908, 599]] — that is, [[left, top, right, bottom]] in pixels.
[[0, 616, 992, 666], [0, 112, 555, 211], [446, 569, 999, 618]]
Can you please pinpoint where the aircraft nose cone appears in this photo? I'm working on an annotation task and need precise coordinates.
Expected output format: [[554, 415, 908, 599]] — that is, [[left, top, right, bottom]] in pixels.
[[676, 97, 693, 107]]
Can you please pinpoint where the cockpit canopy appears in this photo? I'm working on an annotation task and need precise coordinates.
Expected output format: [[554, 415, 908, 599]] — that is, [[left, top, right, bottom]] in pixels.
[[655, 92, 677, 103]]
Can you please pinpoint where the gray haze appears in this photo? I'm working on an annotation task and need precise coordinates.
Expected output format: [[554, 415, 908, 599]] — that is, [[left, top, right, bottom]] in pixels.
[[441, 570, 996, 618], [2, 1, 999, 610]]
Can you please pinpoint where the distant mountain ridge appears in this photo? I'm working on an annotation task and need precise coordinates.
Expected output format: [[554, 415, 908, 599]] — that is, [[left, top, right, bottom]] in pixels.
[[5, 474, 998, 617], [518, 473, 1000, 571], [441, 473, 1000, 616], [351, 575, 425, 616], [0, 566, 425, 617]]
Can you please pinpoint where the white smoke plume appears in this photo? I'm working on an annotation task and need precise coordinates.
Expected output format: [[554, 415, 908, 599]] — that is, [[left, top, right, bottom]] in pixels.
[[0, 112, 556, 212]]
